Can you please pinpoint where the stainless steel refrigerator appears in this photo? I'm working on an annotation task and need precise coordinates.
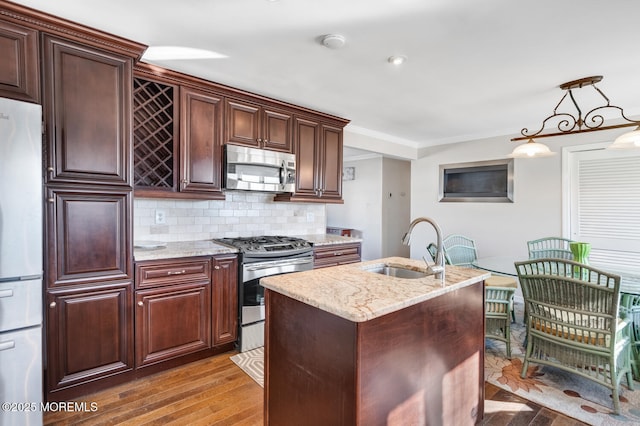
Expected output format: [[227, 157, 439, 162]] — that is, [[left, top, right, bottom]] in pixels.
[[0, 97, 43, 425]]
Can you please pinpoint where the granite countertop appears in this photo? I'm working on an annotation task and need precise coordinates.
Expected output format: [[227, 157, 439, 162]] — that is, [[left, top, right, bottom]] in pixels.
[[134, 240, 238, 262], [133, 234, 362, 262], [260, 256, 490, 323]]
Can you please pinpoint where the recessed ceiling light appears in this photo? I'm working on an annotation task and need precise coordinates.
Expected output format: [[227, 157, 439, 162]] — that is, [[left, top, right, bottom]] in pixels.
[[388, 55, 407, 65], [142, 46, 228, 61], [321, 34, 346, 49]]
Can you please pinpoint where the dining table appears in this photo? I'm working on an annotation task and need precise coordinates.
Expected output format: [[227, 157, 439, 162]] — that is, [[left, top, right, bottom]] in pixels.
[[473, 256, 640, 378]]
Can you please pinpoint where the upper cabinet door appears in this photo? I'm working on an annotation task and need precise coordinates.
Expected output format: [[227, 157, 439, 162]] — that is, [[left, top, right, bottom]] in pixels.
[[42, 34, 133, 186], [225, 99, 260, 148], [0, 20, 39, 103], [263, 107, 293, 153], [293, 116, 321, 197], [318, 124, 343, 200], [180, 87, 224, 197], [225, 98, 293, 153]]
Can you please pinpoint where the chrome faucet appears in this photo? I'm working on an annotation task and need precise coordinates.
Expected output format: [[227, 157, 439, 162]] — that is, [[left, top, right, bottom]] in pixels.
[[401, 217, 445, 282]]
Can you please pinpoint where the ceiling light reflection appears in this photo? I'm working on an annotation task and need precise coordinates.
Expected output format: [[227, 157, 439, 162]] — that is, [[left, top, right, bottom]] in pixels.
[[142, 46, 228, 61]]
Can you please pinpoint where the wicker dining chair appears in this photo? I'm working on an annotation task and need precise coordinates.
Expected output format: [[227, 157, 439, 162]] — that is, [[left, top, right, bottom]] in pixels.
[[485, 286, 516, 357], [515, 258, 634, 414], [527, 236, 575, 260], [426, 243, 438, 263], [439, 235, 518, 322], [442, 234, 477, 267]]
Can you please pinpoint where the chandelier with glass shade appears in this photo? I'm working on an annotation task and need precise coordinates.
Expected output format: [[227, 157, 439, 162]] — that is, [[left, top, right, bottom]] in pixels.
[[510, 76, 640, 158]]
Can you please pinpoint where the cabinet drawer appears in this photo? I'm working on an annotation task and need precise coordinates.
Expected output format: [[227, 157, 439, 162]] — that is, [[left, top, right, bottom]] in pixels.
[[313, 242, 361, 269], [135, 258, 211, 289], [314, 244, 360, 260]]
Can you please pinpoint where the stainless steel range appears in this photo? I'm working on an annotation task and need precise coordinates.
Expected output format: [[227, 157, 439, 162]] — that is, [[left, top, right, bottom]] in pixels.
[[214, 235, 314, 352]]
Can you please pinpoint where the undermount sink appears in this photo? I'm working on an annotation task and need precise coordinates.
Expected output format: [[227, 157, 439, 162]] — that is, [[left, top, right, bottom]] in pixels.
[[364, 264, 429, 279]]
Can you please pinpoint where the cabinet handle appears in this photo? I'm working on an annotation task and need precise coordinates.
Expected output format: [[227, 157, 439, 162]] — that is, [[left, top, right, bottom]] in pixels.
[[0, 341, 16, 351], [138, 301, 144, 307], [47, 166, 54, 173], [214, 265, 220, 270], [47, 198, 55, 203], [167, 270, 187, 275], [257, 138, 262, 143], [49, 302, 56, 308], [334, 251, 343, 256], [181, 179, 188, 184]]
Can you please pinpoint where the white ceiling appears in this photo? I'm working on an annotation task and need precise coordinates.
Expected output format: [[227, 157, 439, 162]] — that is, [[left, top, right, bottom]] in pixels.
[[13, 0, 640, 151]]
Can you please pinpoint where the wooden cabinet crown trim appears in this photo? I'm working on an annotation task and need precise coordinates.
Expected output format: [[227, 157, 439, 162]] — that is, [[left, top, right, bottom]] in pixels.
[[0, 2, 146, 59], [135, 62, 349, 127]]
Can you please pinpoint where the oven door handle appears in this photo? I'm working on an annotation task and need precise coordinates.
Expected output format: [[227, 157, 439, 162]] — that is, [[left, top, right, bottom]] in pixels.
[[245, 257, 313, 272], [243, 257, 314, 281]]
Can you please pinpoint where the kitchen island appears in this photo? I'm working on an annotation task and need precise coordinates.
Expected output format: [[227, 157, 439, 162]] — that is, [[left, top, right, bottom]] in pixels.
[[261, 257, 490, 426]]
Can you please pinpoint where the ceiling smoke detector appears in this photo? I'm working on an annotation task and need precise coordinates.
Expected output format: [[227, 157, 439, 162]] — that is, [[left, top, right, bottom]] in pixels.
[[321, 34, 346, 49]]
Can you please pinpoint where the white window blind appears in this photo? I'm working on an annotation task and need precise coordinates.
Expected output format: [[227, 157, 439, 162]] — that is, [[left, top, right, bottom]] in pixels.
[[569, 149, 640, 270]]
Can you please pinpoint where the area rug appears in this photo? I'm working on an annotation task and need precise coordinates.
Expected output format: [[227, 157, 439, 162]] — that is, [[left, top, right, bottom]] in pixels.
[[230, 347, 264, 387], [231, 311, 640, 425], [485, 304, 640, 425]]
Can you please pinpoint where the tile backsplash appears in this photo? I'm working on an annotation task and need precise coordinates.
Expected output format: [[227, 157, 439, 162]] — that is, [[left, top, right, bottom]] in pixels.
[[134, 191, 326, 243]]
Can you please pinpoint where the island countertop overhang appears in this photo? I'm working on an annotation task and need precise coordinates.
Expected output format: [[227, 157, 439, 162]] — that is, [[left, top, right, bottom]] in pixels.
[[260, 256, 491, 322]]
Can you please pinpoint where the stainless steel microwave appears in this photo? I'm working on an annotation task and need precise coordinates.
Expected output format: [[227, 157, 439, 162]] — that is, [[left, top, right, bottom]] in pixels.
[[223, 144, 296, 193]]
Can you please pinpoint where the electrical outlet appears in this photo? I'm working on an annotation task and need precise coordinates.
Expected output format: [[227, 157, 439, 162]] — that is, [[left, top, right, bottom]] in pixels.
[[155, 209, 166, 225], [306, 212, 315, 222]]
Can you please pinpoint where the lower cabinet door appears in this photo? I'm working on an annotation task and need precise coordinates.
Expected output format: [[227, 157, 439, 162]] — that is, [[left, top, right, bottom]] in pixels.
[[212, 255, 238, 346], [46, 282, 134, 393], [135, 282, 211, 367]]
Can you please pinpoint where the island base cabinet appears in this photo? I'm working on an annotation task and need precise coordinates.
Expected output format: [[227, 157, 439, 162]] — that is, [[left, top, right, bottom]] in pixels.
[[264, 282, 485, 426]]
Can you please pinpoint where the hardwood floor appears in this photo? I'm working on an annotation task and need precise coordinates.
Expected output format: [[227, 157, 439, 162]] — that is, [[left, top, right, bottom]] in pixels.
[[44, 351, 586, 426]]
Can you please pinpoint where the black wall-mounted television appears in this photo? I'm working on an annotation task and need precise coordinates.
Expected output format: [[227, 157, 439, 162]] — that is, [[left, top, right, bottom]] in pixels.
[[439, 159, 514, 203]]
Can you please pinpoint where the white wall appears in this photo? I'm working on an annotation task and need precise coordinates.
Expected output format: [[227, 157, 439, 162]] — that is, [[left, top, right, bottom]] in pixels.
[[327, 153, 411, 260], [327, 157, 383, 260], [408, 128, 633, 263], [381, 158, 411, 258]]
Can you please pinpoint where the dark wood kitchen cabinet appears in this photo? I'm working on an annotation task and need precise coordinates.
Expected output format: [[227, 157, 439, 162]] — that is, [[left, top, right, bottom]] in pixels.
[[313, 242, 361, 269], [0, 19, 39, 103], [265, 282, 485, 425], [45, 186, 132, 287], [275, 116, 345, 203], [1, 1, 148, 401], [133, 64, 225, 199], [45, 282, 134, 396], [225, 97, 293, 153], [135, 282, 211, 368], [212, 255, 238, 346], [180, 86, 224, 196], [42, 33, 134, 186], [134, 255, 238, 368], [134, 257, 212, 368]]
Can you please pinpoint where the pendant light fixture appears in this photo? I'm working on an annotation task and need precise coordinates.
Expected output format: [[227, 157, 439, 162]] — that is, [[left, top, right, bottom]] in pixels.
[[510, 76, 640, 158], [508, 138, 554, 158]]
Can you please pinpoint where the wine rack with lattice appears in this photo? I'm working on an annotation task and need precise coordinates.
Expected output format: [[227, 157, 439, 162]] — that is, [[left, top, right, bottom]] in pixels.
[[133, 78, 176, 189]]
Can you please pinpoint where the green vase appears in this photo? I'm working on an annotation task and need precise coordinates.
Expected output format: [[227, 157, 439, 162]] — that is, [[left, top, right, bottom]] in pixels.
[[570, 242, 591, 279]]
